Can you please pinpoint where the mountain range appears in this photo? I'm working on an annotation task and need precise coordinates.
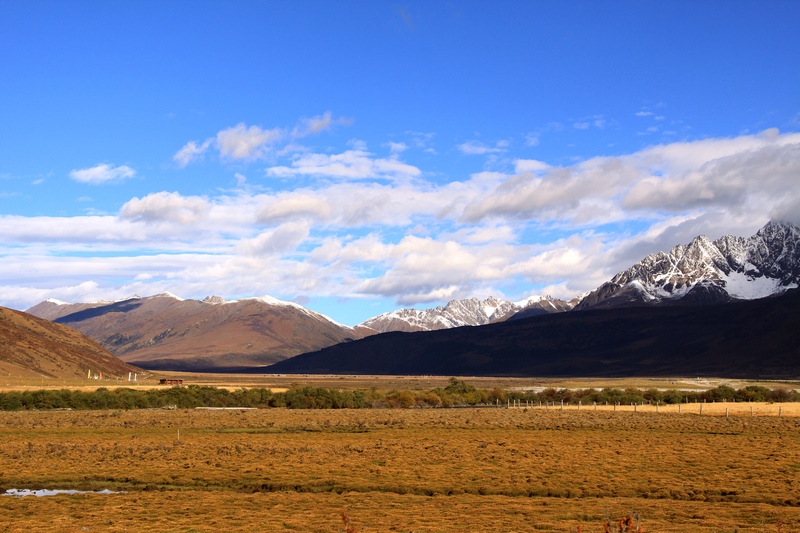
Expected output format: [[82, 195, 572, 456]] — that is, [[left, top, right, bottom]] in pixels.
[[359, 295, 577, 333], [264, 287, 800, 378], [27, 294, 373, 371], [23, 220, 800, 374]]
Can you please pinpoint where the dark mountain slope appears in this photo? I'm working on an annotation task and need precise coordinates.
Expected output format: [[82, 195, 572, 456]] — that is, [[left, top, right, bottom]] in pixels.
[[264, 289, 800, 379]]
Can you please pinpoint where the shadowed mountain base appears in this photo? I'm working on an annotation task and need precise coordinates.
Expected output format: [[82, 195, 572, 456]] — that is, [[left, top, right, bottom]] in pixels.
[[262, 289, 800, 378]]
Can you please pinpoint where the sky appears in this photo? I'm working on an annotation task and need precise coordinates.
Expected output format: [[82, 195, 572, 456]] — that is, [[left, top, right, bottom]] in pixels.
[[1, 1, 799, 326]]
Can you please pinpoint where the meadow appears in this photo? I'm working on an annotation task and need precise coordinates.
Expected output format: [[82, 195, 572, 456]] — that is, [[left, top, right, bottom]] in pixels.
[[1, 406, 800, 532]]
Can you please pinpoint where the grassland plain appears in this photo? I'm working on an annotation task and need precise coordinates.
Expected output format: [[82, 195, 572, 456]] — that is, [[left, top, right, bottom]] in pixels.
[[1, 408, 800, 532]]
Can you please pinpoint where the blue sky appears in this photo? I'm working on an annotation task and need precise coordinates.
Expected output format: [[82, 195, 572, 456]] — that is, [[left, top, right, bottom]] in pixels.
[[1, 1, 799, 325]]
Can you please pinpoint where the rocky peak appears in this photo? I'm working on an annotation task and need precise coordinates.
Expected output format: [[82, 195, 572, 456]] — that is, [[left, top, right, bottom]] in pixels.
[[577, 220, 800, 310], [360, 295, 574, 333]]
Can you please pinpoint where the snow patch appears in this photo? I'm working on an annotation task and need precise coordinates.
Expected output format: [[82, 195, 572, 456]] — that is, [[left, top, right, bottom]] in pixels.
[[149, 292, 184, 301], [248, 295, 353, 330], [44, 298, 69, 306], [722, 271, 797, 299]]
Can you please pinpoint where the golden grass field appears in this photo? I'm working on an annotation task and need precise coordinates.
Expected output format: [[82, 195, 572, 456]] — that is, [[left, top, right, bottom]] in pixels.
[[2, 372, 798, 394], [2, 405, 800, 532]]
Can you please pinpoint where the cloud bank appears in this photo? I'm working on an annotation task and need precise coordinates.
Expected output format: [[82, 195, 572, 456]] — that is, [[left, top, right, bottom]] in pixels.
[[4, 128, 800, 323]]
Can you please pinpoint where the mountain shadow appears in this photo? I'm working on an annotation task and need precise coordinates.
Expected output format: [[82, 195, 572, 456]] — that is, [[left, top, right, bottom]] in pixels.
[[262, 289, 800, 379]]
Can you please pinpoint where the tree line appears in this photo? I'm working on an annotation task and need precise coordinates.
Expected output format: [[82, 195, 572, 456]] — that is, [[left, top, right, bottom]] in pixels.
[[0, 380, 797, 411]]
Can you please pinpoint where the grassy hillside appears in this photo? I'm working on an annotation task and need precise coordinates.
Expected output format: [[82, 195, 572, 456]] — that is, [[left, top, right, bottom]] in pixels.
[[0, 306, 137, 379]]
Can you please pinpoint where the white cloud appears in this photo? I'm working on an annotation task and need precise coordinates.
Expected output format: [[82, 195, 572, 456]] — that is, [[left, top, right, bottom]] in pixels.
[[291, 111, 350, 138], [119, 191, 212, 225], [385, 141, 408, 155], [175, 114, 353, 168], [216, 123, 283, 160], [265, 149, 421, 181], [457, 140, 508, 155], [236, 221, 310, 256], [514, 159, 549, 174], [69, 164, 135, 184], [173, 139, 212, 167], [573, 122, 590, 130], [462, 130, 800, 226], [4, 129, 800, 319], [524, 133, 540, 147]]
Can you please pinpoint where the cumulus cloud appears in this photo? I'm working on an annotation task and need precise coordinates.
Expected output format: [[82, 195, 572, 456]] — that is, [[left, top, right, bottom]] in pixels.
[[120, 192, 212, 224], [69, 164, 135, 184], [236, 221, 310, 256], [216, 123, 282, 160], [462, 130, 800, 226]]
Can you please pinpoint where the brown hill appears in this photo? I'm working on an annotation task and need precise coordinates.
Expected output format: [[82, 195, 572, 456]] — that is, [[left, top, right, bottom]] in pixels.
[[27, 293, 373, 371], [0, 305, 137, 379]]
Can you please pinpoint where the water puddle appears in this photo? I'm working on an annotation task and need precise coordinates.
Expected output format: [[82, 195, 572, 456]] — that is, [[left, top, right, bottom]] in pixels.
[[3, 489, 122, 497]]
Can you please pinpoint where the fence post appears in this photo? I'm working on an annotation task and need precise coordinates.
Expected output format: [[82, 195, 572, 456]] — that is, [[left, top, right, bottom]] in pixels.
[[700, 403, 703, 415], [779, 406, 782, 417], [678, 403, 681, 414], [726, 408, 729, 418]]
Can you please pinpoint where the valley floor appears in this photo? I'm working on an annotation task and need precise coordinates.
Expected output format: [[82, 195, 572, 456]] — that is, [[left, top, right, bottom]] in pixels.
[[1, 408, 799, 532]]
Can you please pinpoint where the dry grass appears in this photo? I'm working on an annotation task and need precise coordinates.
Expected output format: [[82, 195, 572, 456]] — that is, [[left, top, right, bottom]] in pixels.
[[523, 400, 800, 417], [2, 372, 798, 394], [1, 408, 800, 531]]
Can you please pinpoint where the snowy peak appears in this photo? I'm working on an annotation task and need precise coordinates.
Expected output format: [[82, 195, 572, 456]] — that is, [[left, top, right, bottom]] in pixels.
[[359, 295, 574, 333], [748, 220, 800, 282], [577, 220, 800, 310]]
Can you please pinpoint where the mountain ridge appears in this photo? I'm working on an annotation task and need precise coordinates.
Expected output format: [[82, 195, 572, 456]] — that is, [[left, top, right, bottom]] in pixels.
[[262, 288, 800, 378], [27, 293, 373, 371], [358, 295, 576, 333]]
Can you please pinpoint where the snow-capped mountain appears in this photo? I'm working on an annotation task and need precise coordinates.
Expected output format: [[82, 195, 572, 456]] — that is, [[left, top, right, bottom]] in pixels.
[[359, 295, 574, 333], [27, 292, 373, 371], [576, 220, 800, 310]]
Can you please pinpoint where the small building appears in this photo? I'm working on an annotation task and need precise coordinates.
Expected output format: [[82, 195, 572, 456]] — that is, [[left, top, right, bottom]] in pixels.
[[159, 378, 184, 385]]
